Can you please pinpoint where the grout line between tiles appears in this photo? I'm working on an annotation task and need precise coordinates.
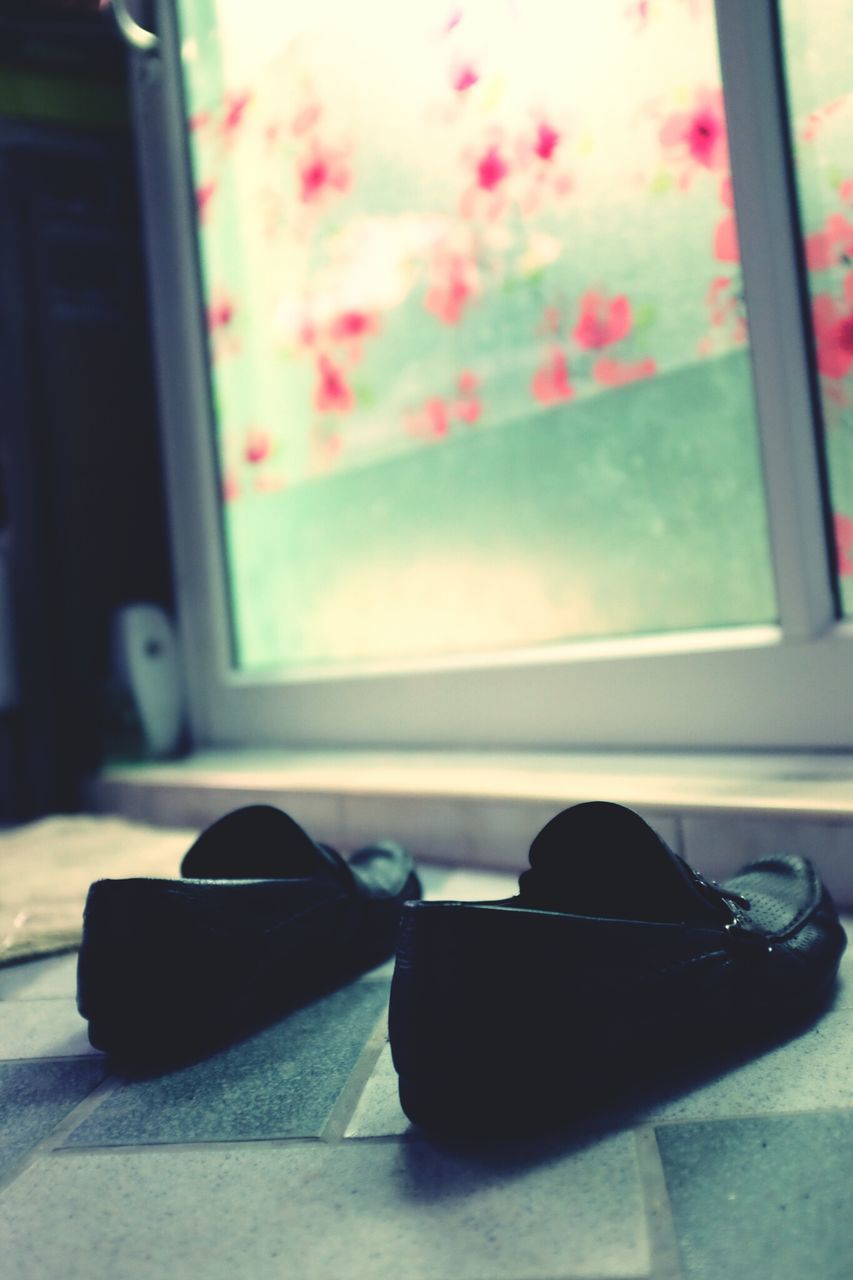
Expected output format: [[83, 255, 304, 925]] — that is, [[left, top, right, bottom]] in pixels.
[[0, 1071, 118, 1196], [0, 1054, 103, 1065], [318, 1004, 391, 1144], [0, 994, 81, 1003], [50, 1136, 324, 1156], [633, 1126, 684, 1280]]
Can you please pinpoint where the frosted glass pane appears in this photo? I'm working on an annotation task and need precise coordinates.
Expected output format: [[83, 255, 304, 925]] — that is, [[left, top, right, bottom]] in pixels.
[[177, 0, 774, 672], [780, 0, 853, 613]]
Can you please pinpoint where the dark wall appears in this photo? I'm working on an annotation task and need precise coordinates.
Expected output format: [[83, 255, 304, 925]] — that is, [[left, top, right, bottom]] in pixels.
[[0, 7, 173, 818]]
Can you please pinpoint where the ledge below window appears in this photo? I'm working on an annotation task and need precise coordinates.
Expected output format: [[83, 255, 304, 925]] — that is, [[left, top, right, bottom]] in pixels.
[[84, 748, 853, 908]]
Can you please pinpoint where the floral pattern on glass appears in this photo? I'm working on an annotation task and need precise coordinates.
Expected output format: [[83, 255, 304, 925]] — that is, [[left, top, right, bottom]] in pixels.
[[179, 0, 747, 489], [781, 0, 853, 595], [176, 0, 774, 669]]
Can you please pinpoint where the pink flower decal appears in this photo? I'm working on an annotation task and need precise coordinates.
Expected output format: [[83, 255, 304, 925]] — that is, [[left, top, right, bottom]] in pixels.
[[714, 176, 739, 262], [703, 275, 748, 350], [660, 87, 729, 180], [834, 512, 853, 576], [802, 97, 847, 143], [533, 122, 560, 161], [812, 275, 853, 379], [407, 398, 451, 440], [477, 145, 509, 192], [207, 294, 235, 332], [222, 472, 240, 503], [454, 398, 481, 424], [532, 350, 574, 405], [625, 0, 650, 30], [714, 216, 739, 262], [573, 291, 632, 350], [314, 355, 354, 413], [452, 370, 481, 423], [805, 213, 853, 273], [593, 357, 657, 387], [244, 428, 272, 465], [425, 253, 478, 326], [221, 92, 251, 137], [328, 311, 379, 343], [299, 144, 352, 204], [196, 181, 217, 222], [453, 64, 479, 92]]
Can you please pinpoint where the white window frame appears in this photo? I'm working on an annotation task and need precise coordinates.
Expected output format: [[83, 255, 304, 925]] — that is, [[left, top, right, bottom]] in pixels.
[[127, 0, 853, 752]]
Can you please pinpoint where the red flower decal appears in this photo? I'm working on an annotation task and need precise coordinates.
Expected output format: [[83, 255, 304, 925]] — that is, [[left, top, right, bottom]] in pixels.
[[593, 357, 657, 388], [532, 350, 574, 405], [805, 213, 853, 273], [812, 276, 853, 379], [221, 92, 251, 137], [425, 254, 478, 326], [299, 144, 352, 204], [208, 295, 235, 331], [714, 176, 739, 262], [314, 355, 354, 413], [329, 311, 379, 342], [453, 398, 481, 424], [407, 399, 451, 439], [835, 512, 853, 576], [573, 291, 632, 349], [244, 428, 271, 464], [196, 181, 217, 222], [453, 372, 481, 424], [477, 145, 509, 192], [533, 122, 560, 161], [660, 87, 729, 178], [453, 64, 479, 92]]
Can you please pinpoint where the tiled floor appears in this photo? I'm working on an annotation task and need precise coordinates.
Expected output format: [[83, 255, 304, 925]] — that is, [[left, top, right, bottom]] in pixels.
[[1, 866, 851, 1280]]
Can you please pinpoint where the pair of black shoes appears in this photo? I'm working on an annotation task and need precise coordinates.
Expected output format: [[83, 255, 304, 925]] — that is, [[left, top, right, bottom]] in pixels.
[[77, 801, 847, 1135]]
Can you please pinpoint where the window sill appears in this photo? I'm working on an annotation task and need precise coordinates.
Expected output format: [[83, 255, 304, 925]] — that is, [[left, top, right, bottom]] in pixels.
[[85, 748, 853, 908]]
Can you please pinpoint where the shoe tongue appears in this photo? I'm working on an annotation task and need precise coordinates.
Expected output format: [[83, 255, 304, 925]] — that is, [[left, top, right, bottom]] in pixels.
[[180, 805, 352, 885], [518, 801, 727, 924]]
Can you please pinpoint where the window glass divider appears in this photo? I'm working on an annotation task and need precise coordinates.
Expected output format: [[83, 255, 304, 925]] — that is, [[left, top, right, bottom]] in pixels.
[[714, 0, 837, 642]]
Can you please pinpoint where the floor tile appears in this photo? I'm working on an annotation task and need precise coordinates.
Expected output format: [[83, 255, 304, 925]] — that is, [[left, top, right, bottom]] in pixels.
[[345, 1042, 408, 1137], [3, 1131, 649, 1280], [64, 980, 389, 1147], [657, 1111, 853, 1280], [634, 1009, 853, 1125], [0, 953, 79, 1002], [0, 1059, 105, 1179], [0, 1000, 96, 1060]]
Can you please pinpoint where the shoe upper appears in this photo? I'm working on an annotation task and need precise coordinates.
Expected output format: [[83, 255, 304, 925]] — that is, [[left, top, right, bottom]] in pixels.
[[180, 803, 417, 902], [389, 802, 847, 1112], [78, 805, 420, 1060]]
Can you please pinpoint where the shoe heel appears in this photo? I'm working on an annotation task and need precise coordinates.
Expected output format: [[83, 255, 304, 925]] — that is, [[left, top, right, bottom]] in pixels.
[[389, 900, 561, 1134]]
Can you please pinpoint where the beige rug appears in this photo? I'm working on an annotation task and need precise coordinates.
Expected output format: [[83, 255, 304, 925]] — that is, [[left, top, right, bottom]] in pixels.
[[0, 815, 195, 965]]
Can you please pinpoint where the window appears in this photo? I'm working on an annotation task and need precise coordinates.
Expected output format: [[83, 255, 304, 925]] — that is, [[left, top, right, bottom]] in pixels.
[[130, 0, 853, 751]]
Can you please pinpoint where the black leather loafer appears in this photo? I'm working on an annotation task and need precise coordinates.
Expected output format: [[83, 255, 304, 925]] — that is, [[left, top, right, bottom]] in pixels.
[[77, 805, 420, 1061], [389, 801, 846, 1135]]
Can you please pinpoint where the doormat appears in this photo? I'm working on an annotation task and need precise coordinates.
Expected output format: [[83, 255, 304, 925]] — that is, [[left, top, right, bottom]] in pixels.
[[0, 815, 195, 965]]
